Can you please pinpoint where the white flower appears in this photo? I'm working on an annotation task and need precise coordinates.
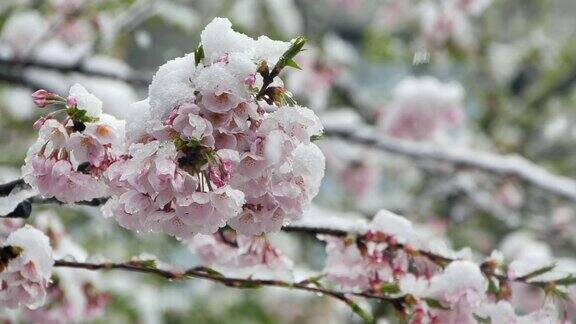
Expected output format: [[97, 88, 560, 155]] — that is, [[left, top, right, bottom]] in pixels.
[[261, 106, 324, 143]]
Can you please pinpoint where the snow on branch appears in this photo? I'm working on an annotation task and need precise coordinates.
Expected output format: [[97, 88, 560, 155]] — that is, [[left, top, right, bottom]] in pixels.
[[324, 126, 576, 202]]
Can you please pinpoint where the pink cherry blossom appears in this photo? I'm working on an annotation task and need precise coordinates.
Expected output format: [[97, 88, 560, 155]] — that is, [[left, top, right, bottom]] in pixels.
[[23, 85, 124, 203], [189, 233, 293, 279], [378, 76, 465, 142], [113, 17, 326, 239]]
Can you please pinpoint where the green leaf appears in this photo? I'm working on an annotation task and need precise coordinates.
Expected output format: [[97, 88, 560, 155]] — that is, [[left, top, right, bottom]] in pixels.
[[473, 314, 491, 323], [555, 275, 576, 286], [197, 266, 223, 277], [424, 297, 449, 310], [130, 259, 157, 270], [195, 44, 204, 65], [285, 58, 302, 70], [379, 282, 400, 294], [186, 139, 201, 148], [310, 133, 325, 142], [298, 274, 325, 288], [66, 107, 98, 123], [520, 264, 556, 281], [275, 36, 306, 72], [547, 287, 570, 301], [347, 300, 374, 324]]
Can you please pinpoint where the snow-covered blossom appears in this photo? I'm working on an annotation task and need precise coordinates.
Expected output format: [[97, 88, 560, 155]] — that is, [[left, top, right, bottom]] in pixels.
[[0, 11, 49, 58], [22, 84, 125, 203], [322, 210, 429, 291], [321, 208, 573, 322], [20, 212, 109, 322], [378, 76, 464, 142], [0, 225, 53, 310], [418, 0, 492, 49], [499, 232, 555, 313], [426, 260, 487, 323], [107, 17, 325, 238], [68, 84, 103, 119], [477, 300, 562, 324], [0, 219, 23, 242], [189, 232, 293, 279], [103, 140, 244, 238]]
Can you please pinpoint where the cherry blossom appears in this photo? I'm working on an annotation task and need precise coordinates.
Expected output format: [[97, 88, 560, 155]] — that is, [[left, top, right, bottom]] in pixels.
[[425, 261, 487, 323], [189, 232, 293, 279], [105, 17, 325, 238], [22, 84, 124, 203], [322, 210, 423, 291], [0, 225, 53, 310], [19, 212, 109, 323], [378, 76, 465, 142]]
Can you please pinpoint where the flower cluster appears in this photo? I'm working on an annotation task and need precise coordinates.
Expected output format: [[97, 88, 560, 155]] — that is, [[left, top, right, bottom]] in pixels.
[[322, 210, 443, 291], [103, 141, 244, 237], [22, 85, 125, 203], [20, 212, 109, 323], [378, 76, 465, 142], [0, 225, 53, 310], [104, 17, 325, 238], [420, 0, 493, 48], [322, 210, 569, 323], [189, 231, 293, 279]]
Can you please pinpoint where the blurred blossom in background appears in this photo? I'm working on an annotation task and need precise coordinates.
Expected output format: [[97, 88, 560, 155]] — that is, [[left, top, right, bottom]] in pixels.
[[1, 0, 576, 323]]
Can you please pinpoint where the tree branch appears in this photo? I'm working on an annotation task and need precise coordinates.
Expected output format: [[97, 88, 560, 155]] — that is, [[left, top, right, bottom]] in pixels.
[[0, 69, 57, 92], [0, 57, 152, 86], [323, 126, 576, 202], [0, 178, 28, 197], [54, 259, 397, 322]]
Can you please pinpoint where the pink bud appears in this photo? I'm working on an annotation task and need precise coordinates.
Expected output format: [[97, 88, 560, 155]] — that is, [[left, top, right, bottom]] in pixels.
[[66, 96, 77, 107], [31, 89, 56, 108], [244, 74, 256, 87], [165, 108, 179, 126]]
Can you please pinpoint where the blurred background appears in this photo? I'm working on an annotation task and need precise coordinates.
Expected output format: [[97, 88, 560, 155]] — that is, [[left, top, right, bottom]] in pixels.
[[1, 0, 576, 323]]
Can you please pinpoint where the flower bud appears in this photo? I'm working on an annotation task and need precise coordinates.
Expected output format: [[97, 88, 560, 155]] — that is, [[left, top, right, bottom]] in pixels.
[[31, 89, 58, 108], [66, 96, 77, 108]]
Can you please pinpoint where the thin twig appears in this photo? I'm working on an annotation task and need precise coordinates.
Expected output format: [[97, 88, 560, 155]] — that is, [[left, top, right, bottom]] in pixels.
[[54, 259, 399, 322]]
